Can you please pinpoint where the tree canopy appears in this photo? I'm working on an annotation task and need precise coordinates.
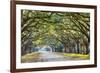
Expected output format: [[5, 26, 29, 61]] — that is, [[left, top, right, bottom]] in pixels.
[[21, 10, 90, 55]]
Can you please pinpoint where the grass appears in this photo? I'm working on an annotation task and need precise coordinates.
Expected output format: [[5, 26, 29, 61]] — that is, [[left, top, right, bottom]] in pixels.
[[63, 53, 90, 60], [21, 52, 40, 63]]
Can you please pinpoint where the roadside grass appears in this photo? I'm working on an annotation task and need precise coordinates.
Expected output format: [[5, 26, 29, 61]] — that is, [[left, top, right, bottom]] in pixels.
[[21, 52, 40, 63], [63, 53, 90, 60]]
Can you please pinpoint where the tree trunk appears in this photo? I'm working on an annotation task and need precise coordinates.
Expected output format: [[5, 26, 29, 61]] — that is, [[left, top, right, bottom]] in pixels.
[[76, 40, 80, 54], [64, 44, 67, 53], [85, 43, 90, 54]]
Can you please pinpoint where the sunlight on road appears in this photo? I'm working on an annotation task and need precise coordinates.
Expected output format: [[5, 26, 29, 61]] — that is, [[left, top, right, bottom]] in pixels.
[[37, 46, 68, 62]]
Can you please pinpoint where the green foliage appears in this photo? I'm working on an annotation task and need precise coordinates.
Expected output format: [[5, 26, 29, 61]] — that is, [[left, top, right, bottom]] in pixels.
[[21, 10, 90, 55]]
